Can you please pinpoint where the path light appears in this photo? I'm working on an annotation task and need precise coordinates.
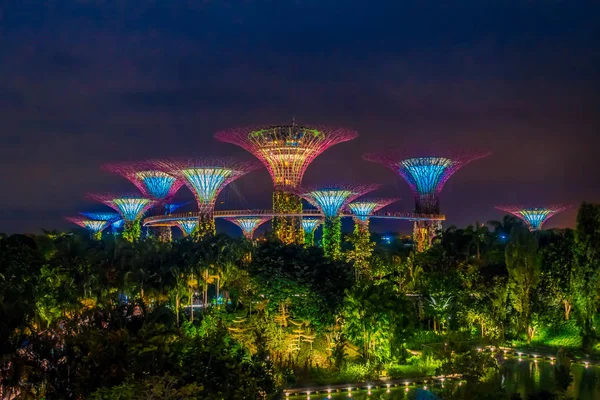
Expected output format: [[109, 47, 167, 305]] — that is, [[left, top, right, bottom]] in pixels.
[[405, 387, 409, 393], [585, 362, 589, 368], [327, 389, 332, 394], [477, 348, 482, 352], [424, 385, 428, 390]]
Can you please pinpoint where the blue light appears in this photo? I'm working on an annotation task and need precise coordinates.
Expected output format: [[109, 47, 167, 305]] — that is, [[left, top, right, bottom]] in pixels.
[[308, 189, 353, 217], [140, 175, 177, 199], [400, 157, 454, 194], [302, 218, 321, 232], [112, 198, 151, 221], [111, 219, 124, 232], [382, 235, 392, 244], [181, 168, 232, 206], [348, 202, 377, 221], [176, 220, 197, 236], [164, 202, 190, 214], [519, 209, 552, 230], [79, 212, 120, 222]]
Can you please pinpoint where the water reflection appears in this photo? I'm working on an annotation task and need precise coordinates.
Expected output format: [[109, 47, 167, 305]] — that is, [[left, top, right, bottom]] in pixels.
[[289, 359, 600, 399]]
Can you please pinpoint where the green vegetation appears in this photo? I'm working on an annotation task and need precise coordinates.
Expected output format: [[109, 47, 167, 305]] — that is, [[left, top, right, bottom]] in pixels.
[[1, 203, 600, 398]]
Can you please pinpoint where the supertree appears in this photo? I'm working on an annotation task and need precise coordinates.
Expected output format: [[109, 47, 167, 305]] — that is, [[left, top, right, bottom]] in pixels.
[[215, 123, 358, 244], [154, 158, 260, 240], [225, 216, 270, 240], [164, 201, 190, 214], [301, 218, 322, 247], [175, 220, 198, 236], [347, 198, 399, 229], [66, 217, 109, 240], [364, 150, 489, 251], [104, 162, 185, 242], [80, 211, 123, 236], [495, 205, 572, 232], [299, 184, 379, 259], [87, 194, 154, 242]]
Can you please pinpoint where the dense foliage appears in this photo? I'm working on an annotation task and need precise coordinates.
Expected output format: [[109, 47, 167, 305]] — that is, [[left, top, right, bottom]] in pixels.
[[1, 203, 599, 398]]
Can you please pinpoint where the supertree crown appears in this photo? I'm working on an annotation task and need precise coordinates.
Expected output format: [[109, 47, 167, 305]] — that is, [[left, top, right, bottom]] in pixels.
[[299, 184, 380, 217], [495, 204, 572, 231], [175, 219, 198, 236], [225, 216, 270, 239], [215, 123, 358, 188], [153, 158, 260, 212], [87, 193, 154, 221], [66, 217, 109, 233], [301, 218, 322, 232], [363, 151, 490, 196], [103, 162, 184, 201], [347, 198, 400, 221], [79, 211, 121, 222]]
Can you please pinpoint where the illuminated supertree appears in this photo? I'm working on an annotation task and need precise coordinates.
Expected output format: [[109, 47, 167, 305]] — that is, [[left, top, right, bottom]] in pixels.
[[175, 220, 198, 236], [104, 162, 185, 242], [87, 194, 154, 242], [225, 216, 270, 240], [80, 211, 122, 236], [495, 205, 572, 232], [66, 217, 109, 240], [111, 218, 124, 234], [364, 150, 489, 251], [299, 184, 378, 259], [215, 123, 358, 244], [301, 218, 322, 247], [154, 158, 260, 239]]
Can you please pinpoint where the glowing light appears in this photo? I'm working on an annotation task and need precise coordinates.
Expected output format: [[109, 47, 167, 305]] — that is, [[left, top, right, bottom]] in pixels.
[[302, 218, 322, 232], [164, 202, 190, 214], [111, 219, 124, 230], [495, 205, 572, 231], [79, 212, 120, 222], [182, 168, 231, 206], [175, 220, 198, 236], [400, 157, 454, 194], [66, 217, 108, 238], [216, 124, 357, 188], [585, 361, 589, 368], [103, 163, 183, 200], [306, 189, 352, 217], [225, 217, 270, 239], [111, 198, 152, 221]]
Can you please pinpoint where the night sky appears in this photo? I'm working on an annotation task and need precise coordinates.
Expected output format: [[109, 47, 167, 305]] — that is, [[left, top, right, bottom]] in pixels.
[[1, 1, 598, 235]]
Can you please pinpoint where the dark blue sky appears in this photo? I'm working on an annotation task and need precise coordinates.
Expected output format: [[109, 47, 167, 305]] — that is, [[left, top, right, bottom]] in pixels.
[[1, 1, 598, 234]]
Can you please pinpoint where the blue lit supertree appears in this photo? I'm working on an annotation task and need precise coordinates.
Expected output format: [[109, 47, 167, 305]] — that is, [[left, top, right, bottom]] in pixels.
[[299, 184, 378, 259], [301, 218, 322, 247], [495, 205, 572, 231], [154, 158, 260, 239], [88, 194, 154, 242], [347, 198, 399, 242], [175, 219, 198, 236], [224, 216, 270, 240], [80, 211, 122, 236], [104, 162, 185, 242], [66, 217, 109, 240], [364, 151, 489, 251]]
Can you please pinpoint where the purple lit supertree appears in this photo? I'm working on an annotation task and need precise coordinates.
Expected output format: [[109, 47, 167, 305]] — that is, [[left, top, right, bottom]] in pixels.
[[364, 150, 489, 251], [224, 216, 270, 240], [495, 205, 572, 232], [66, 217, 109, 240], [299, 184, 379, 259], [153, 158, 260, 239], [87, 193, 154, 242], [215, 123, 358, 244]]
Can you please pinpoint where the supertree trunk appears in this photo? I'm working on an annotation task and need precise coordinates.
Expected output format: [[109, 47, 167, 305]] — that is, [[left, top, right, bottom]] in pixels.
[[123, 220, 142, 242], [272, 190, 303, 244], [413, 220, 441, 252], [304, 229, 315, 247], [322, 216, 342, 260], [193, 212, 216, 240], [158, 226, 172, 242]]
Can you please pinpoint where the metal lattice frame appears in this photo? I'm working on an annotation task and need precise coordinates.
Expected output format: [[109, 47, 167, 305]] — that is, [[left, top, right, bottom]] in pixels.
[[153, 158, 260, 213], [364, 151, 490, 214], [66, 217, 109, 239], [298, 184, 380, 217], [87, 193, 154, 221], [301, 218, 322, 233], [347, 198, 400, 222], [224, 216, 271, 240], [215, 124, 358, 189], [495, 204, 572, 231], [103, 162, 184, 201]]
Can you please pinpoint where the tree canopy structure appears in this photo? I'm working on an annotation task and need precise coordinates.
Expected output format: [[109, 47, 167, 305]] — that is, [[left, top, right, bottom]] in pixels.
[[154, 158, 260, 239], [225, 216, 270, 240], [301, 218, 322, 247], [87, 194, 154, 242], [364, 151, 489, 251], [66, 217, 109, 240], [103, 162, 184, 201], [299, 184, 378, 259], [496, 205, 572, 231], [215, 123, 357, 244], [175, 219, 198, 236]]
